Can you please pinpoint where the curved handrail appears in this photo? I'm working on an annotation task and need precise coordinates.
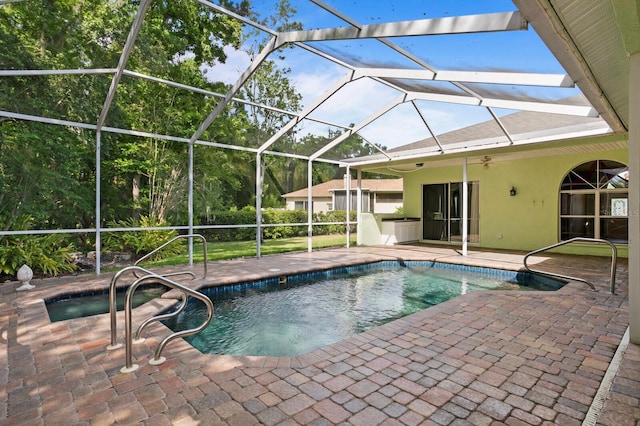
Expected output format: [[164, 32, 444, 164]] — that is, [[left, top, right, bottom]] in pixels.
[[107, 265, 158, 350], [133, 292, 188, 343], [121, 274, 213, 373], [107, 233, 208, 350], [134, 234, 208, 280], [523, 237, 617, 293]]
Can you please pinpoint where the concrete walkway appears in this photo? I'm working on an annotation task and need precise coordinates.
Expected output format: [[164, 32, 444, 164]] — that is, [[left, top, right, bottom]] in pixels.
[[1, 245, 638, 425]]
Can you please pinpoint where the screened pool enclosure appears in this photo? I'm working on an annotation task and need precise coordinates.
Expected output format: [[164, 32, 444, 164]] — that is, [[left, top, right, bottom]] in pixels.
[[0, 0, 634, 273]]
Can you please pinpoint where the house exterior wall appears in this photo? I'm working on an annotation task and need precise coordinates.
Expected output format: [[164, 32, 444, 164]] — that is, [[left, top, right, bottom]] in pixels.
[[372, 201, 400, 214], [285, 191, 401, 213], [285, 197, 332, 213], [371, 193, 403, 214], [399, 143, 628, 257]]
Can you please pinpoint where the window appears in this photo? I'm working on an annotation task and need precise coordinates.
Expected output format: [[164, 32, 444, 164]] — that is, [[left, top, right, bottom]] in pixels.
[[559, 160, 628, 243], [422, 182, 479, 243], [333, 190, 370, 212], [294, 201, 308, 211], [376, 193, 403, 203]]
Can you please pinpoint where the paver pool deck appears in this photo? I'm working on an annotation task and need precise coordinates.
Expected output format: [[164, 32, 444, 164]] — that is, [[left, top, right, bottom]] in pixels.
[[1, 244, 638, 425]]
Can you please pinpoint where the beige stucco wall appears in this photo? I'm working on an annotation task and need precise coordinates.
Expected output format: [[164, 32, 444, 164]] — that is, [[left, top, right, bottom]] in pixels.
[[285, 197, 332, 213], [397, 142, 628, 257], [286, 194, 402, 214], [372, 199, 403, 214]]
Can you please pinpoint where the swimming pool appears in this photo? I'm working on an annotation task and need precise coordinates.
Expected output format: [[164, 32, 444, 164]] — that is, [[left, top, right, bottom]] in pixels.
[[164, 261, 564, 357], [46, 285, 167, 322]]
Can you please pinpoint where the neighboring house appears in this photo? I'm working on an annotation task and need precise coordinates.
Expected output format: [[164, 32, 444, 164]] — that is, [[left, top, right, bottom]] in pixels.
[[282, 179, 403, 214]]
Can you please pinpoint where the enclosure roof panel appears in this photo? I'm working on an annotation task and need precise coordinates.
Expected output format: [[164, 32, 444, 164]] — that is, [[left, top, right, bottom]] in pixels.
[[0, 0, 632, 166]]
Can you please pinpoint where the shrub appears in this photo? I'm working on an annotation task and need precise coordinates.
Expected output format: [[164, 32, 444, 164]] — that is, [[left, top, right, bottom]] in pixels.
[[198, 208, 355, 241], [262, 209, 307, 239], [102, 216, 184, 260], [198, 208, 257, 242], [0, 215, 76, 278], [313, 210, 357, 235]]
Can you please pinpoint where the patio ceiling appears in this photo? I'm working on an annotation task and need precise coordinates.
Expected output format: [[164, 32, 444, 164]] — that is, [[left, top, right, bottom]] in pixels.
[[0, 0, 635, 167]]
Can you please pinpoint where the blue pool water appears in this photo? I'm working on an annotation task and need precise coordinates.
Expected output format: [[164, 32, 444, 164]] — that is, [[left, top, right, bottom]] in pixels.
[[46, 285, 166, 322], [163, 261, 564, 357]]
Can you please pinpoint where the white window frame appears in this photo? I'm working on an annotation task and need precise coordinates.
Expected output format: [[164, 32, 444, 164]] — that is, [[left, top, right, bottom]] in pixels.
[[559, 160, 628, 243]]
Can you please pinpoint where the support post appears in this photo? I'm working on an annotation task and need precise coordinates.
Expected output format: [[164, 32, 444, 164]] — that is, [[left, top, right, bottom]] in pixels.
[[256, 153, 262, 258], [356, 169, 362, 246], [629, 52, 640, 343], [95, 131, 102, 274], [462, 158, 468, 257], [188, 142, 194, 264], [345, 167, 351, 248], [307, 160, 313, 252]]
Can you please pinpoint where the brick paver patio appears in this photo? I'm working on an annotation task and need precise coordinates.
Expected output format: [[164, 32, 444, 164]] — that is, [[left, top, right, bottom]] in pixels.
[[1, 245, 638, 425]]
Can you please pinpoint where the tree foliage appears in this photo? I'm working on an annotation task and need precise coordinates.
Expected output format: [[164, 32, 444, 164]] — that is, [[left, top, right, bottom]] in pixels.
[[0, 215, 76, 277], [0, 0, 391, 263], [0, 0, 245, 230], [102, 215, 182, 260]]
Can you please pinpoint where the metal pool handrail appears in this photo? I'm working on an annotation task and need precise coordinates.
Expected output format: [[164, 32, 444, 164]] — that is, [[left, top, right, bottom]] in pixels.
[[133, 292, 188, 344], [106, 265, 157, 350], [121, 274, 213, 373], [523, 237, 617, 293], [134, 234, 208, 280]]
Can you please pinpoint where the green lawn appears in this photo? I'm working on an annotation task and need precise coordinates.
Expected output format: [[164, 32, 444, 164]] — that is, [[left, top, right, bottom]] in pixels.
[[139, 234, 357, 268]]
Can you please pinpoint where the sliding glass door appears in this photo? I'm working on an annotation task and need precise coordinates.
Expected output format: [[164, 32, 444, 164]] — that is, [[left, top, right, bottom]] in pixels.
[[422, 182, 479, 243], [423, 184, 448, 240]]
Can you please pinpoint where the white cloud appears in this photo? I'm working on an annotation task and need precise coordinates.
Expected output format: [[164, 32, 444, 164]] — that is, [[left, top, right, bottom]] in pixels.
[[202, 46, 252, 85], [290, 72, 470, 149], [291, 66, 344, 109], [358, 107, 431, 149], [313, 80, 396, 121], [292, 74, 404, 135], [199, 45, 495, 151]]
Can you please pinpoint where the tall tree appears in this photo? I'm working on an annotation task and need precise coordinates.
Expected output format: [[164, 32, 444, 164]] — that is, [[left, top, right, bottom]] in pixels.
[[230, 0, 304, 208], [102, 0, 244, 222], [0, 0, 106, 230], [0, 0, 247, 229]]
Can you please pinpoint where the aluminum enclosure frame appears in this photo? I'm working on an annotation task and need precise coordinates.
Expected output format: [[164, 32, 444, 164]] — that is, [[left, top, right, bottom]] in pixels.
[[0, 0, 626, 275]]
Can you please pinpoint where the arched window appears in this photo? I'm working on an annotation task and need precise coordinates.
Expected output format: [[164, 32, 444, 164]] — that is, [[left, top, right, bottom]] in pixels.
[[559, 160, 628, 243]]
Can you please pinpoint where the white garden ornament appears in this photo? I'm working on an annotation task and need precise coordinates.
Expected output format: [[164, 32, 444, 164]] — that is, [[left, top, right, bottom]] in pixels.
[[16, 264, 35, 291]]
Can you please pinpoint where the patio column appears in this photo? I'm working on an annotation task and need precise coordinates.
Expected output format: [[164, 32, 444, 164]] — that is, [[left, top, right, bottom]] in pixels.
[[629, 52, 640, 343], [307, 160, 313, 252], [256, 153, 262, 258], [462, 158, 468, 256], [356, 169, 362, 246], [345, 167, 351, 248]]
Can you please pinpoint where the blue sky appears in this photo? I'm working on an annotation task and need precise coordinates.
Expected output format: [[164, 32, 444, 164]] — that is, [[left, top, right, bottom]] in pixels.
[[208, 0, 581, 150]]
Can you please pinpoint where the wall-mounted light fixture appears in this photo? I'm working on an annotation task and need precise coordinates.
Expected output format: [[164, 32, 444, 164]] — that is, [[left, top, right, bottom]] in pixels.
[[510, 186, 517, 197], [480, 156, 491, 169]]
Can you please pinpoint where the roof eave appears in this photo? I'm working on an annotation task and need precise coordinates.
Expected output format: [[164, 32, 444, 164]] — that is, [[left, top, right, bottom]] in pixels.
[[513, 0, 627, 133]]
